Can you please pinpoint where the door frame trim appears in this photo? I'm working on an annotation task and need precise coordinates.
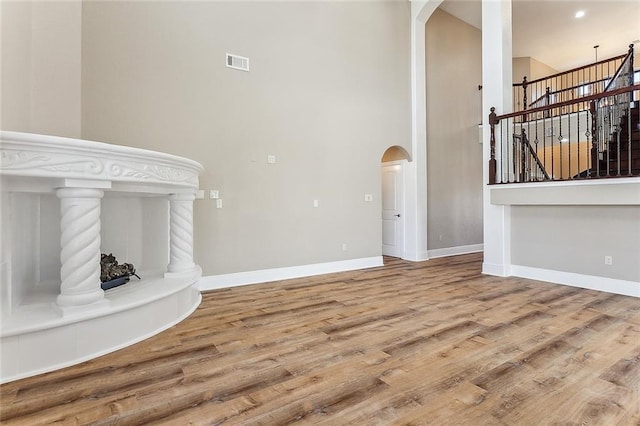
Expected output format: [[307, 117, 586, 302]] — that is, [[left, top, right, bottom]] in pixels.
[[381, 160, 407, 258]]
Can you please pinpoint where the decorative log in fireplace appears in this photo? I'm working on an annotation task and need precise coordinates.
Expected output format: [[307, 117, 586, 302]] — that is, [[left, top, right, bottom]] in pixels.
[[100, 253, 140, 290]]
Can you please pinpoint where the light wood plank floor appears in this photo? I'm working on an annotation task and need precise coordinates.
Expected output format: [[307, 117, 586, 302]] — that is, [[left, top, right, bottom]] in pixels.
[[2, 253, 640, 425]]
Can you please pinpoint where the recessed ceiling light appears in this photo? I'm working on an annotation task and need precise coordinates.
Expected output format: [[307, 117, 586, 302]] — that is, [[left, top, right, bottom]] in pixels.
[[575, 10, 585, 18]]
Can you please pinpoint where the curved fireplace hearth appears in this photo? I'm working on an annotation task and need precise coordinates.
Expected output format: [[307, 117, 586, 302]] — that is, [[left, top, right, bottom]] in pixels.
[[0, 131, 204, 383]]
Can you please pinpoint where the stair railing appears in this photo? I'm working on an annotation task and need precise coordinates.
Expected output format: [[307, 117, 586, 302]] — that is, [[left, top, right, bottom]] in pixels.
[[489, 84, 639, 184], [513, 50, 629, 118], [490, 45, 638, 184], [591, 45, 636, 177], [513, 129, 551, 182]]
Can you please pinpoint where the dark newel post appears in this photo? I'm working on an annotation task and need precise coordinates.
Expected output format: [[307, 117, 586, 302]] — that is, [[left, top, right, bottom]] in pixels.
[[545, 86, 551, 104], [589, 100, 598, 177], [519, 129, 527, 182], [489, 107, 498, 184], [544, 86, 551, 118]]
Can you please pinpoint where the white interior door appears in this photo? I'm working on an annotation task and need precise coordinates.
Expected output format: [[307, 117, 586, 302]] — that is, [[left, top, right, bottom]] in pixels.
[[381, 162, 404, 257]]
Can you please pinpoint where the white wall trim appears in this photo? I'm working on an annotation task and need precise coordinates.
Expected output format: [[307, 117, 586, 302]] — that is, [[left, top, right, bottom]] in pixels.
[[511, 265, 640, 298], [482, 262, 511, 277], [490, 178, 640, 206], [428, 244, 484, 259], [402, 250, 429, 262], [200, 256, 383, 291], [482, 0, 514, 287], [403, 1, 435, 271]]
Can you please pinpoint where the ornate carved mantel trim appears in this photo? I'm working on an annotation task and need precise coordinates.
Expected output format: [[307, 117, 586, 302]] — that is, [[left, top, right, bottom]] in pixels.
[[0, 131, 203, 188]]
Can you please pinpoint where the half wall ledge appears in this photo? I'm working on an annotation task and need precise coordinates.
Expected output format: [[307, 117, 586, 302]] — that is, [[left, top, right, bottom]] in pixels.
[[490, 178, 640, 206], [0, 131, 204, 383]]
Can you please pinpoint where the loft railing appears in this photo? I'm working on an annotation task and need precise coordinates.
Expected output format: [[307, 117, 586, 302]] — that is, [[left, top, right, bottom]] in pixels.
[[489, 44, 638, 184], [489, 84, 639, 184], [512, 45, 633, 119]]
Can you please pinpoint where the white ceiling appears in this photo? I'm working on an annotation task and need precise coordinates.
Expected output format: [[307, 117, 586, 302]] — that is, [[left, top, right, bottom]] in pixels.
[[438, 0, 640, 72]]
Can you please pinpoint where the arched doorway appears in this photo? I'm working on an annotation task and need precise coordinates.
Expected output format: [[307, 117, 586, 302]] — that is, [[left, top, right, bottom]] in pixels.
[[381, 146, 410, 258]]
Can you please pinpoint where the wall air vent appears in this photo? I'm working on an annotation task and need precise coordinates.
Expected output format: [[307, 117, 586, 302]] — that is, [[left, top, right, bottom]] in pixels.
[[226, 53, 249, 72]]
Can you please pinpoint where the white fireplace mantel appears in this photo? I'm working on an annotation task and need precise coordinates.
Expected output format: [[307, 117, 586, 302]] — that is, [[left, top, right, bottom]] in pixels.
[[1, 131, 201, 190], [0, 131, 204, 383]]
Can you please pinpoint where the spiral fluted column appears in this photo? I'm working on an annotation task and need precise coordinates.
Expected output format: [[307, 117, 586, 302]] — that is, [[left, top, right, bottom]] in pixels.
[[55, 188, 105, 307], [167, 192, 196, 274]]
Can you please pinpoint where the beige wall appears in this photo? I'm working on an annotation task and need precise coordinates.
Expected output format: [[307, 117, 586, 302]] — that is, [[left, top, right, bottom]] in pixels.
[[512, 57, 531, 85], [0, 1, 81, 137], [425, 9, 483, 251], [382, 146, 410, 163], [81, 1, 412, 275], [538, 141, 592, 179], [513, 56, 558, 83], [512, 56, 558, 110], [530, 57, 557, 81], [512, 205, 640, 282]]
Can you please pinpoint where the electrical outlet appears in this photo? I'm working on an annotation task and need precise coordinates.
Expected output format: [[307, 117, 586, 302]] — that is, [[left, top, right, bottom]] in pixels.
[[364, 194, 373, 202], [604, 255, 613, 265], [267, 155, 276, 164], [216, 199, 223, 209], [195, 190, 205, 200], [209, 190, 219, 199]]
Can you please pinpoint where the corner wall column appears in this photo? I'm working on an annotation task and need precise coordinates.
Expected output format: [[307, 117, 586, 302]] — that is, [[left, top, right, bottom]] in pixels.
[[55, 187, 105, 307], [404, 0, 439, 262], [167, 192, 196, 274], [482, 0, 513, 276]]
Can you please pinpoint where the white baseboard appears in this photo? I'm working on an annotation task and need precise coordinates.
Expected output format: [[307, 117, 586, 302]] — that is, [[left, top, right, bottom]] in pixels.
[[510, 265, 640, 298], [401, 250, 429, 262], [482, 262, 511, 277], [200, 256, 384, 291], [428, 243, 484, 259]]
